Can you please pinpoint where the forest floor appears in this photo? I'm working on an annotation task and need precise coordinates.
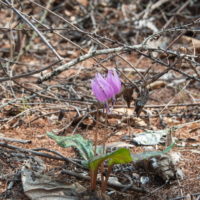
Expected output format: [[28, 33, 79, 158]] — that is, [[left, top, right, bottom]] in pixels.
[[0, 0, 200, 200]]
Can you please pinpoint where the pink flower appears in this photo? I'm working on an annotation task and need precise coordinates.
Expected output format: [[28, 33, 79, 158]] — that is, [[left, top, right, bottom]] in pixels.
[[91, 73, 114, 103], [106, 70, 121, 96], [91, 70, 121, 104]]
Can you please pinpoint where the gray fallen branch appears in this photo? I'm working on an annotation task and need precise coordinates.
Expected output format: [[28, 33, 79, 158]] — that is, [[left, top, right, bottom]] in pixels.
[[0, 137, 31, 144], [37, 45, 143, 83], [143, 18, 200, 45], [0, 142, 82, 168], [28, 0, 200, 82], [0, 60, 61, 83], [32, 148, 84, 168], [37, 43, 200, 83]]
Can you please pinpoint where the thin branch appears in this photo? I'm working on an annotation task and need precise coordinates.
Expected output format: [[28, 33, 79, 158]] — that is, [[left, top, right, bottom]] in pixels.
[[0, 137, 31, 144], [2, 0, 62, 60], [0, 142, 82, 168], [37, 45, 143, 82], [0, 60, 61, 82]]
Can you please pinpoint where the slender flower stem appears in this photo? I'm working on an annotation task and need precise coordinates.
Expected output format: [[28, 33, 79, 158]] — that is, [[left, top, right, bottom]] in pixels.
[[94, 107, 99, 156], [100, 112, 108, 192], [102, 165, 113, 193], [90, 70, 122, 193], [100, 163, 105, 191]]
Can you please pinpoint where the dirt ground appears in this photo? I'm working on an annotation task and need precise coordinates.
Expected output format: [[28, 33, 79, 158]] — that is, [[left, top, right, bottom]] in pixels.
[[0, 0, 200, 200]]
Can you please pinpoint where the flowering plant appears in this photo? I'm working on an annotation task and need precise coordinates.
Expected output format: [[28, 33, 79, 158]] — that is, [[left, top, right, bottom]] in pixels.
[[91, 69, 121, 109]]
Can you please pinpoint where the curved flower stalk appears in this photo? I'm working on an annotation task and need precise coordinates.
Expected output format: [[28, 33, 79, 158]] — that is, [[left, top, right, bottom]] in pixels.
[[91, 69, 121, 110]]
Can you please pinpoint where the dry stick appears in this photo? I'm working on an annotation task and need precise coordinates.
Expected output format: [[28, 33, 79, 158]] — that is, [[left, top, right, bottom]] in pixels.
[[28, 16, 117, 79], [25, 0, 54, 52], [28, 0, 144, 85], [0, 60, 61, 82], [30, 17, 139, 92], [0, 27, 95, 32], [0, 93, 36, 109], [159, 80, 191, 115], [0, 88, 63, 111], [163, 0, 192, 29], [37, 45, 141, 83], [166, 32, 186, 50], [146, 0, 171, 16], [28, 0, 200, 87], [0, 57, 38, 66], [142, 18, 200, 45], [189, 62, 200, 78], [0, 137, 31, 144], [1, 1, 198, 117], [0, 142, 82, 168], [32, 148, 84, 168], [2, 0, 62, 61], [0, 11, 63, 84], [28, 111, 60, 124], [0, 62, 61, 103], [62, 169, 147, 193], [71, 113, 89, 135], [135, 49, 200, 82], [144, 102, 200, 108], [114, 23, 200, 70], [9, 24, 27, 81], [168, 193, 200, 200], [37, 44, 200, 83], [103, 18, 200, 73], [31, 17, 141, 88], [5, 1, 18, 99], [147, 56, 180, 85]]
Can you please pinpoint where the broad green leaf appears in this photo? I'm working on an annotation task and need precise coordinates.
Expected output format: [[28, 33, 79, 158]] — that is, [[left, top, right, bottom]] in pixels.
[[89, 148, 132, 171], [132, 143, 175, 162], [47, 132, 94, 160]]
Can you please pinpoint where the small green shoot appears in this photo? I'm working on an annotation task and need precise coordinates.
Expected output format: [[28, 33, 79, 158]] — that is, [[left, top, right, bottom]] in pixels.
[[47, 131, 175, 192], [89, 148, 132, 191]]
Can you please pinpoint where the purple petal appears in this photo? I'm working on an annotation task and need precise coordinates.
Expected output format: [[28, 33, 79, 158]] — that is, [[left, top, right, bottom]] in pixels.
[[91, 79, 107, 102], [106, 70, 121, 95], [96, 73, 114, 99], [91, 73, 114, 102]]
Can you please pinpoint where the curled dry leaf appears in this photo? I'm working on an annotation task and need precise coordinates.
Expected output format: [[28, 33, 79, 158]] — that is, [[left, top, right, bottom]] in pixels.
[[21, 165, 86, 200], [123, 87, 134, 108], [135, 87, 149, 117], [125, 129, 168, 145]]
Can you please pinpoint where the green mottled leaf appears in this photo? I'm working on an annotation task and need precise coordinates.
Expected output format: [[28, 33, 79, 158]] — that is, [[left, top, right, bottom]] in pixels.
[[47, 132, 94, 160], [89, 148, 132, 171], [132, 143, 175, 162]]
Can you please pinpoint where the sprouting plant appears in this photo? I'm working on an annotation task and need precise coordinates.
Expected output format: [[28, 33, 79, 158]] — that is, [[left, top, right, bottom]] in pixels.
[[47, 132, 132, 192], [47, 132, 175, 192], [89, 147, 132, 192]]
